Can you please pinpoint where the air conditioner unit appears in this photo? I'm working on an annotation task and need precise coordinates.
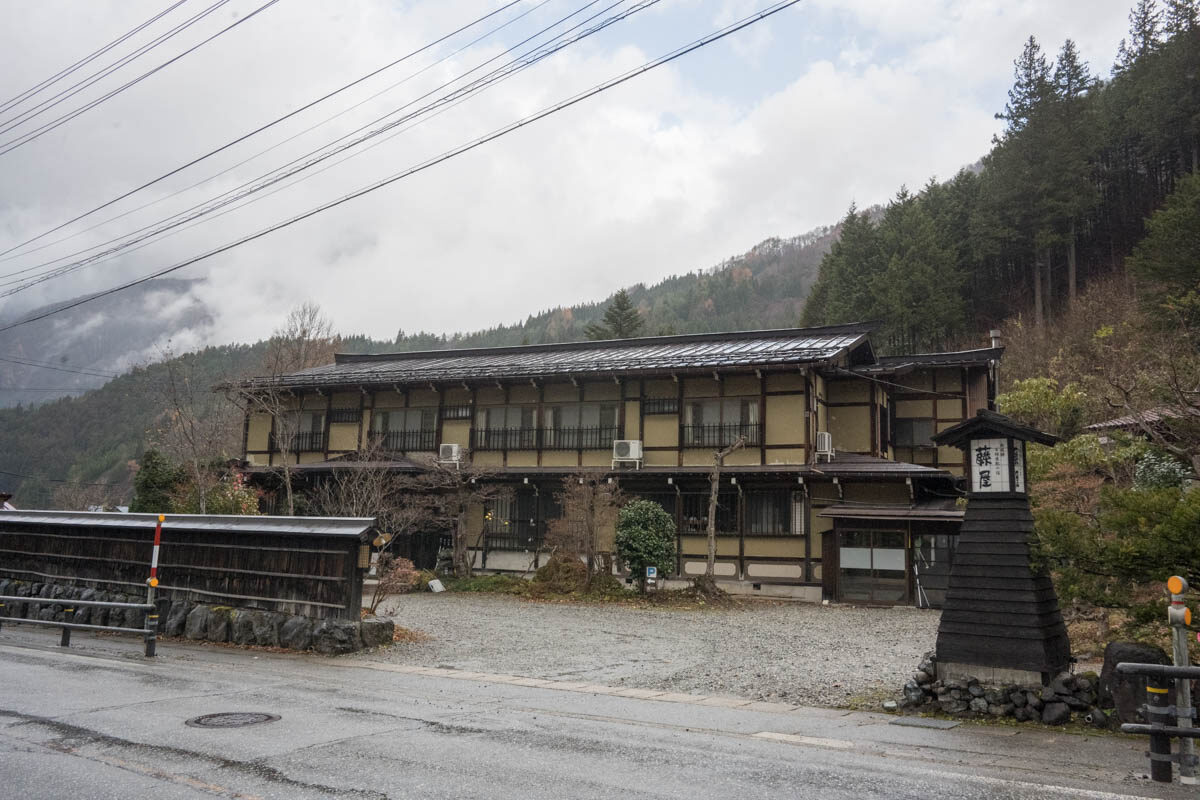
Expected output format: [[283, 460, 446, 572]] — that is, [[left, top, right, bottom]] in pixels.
[[815, 431, 835, 462], [612, 439, 643, 469], [437, 443, 462, 464]]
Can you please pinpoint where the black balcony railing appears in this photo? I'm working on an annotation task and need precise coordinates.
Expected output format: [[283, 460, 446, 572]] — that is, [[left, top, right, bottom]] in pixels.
[[371, 429, 437, 452], [472, 427, 619, 451], [541, 426, 618, 450], [681, 423, 761, 448], [484, 520, 542, 551], [271, 431, 325, 452], [473, 427, 539, 451]]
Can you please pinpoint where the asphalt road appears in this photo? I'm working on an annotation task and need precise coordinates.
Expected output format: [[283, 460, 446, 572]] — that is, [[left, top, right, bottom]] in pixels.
[[0, 627, 1190, 800]]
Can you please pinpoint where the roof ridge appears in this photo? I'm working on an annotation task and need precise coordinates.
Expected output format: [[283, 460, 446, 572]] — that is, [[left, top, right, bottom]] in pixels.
[[332, 322, 875, 364]]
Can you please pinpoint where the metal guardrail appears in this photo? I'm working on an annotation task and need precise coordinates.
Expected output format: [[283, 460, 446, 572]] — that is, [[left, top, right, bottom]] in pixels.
[[1116, 661, 1200, 783], [0, 595, 158, 657]]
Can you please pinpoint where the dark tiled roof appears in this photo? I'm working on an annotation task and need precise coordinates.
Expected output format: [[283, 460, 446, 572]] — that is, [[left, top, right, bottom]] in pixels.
[[853, 346, 1003, 375], [803, 453, 951, 477], [234, 324, 874, 390], [0, 510, 374, 538], [1084, 406, 1200, 432]]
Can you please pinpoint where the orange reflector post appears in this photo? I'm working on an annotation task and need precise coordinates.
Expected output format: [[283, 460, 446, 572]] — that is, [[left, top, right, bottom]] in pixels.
[[1168, 575, 1186, 595]]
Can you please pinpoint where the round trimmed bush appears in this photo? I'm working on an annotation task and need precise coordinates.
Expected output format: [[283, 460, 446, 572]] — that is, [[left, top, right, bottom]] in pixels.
[[615, 499, 676, 592]]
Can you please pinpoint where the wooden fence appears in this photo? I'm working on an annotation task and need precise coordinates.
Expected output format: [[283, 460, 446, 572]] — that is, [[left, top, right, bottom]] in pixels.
[[0, 511, 373, 620]]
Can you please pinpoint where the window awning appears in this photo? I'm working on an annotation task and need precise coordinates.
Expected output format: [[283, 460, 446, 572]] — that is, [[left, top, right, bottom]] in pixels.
[[819, 500, 962, 522]]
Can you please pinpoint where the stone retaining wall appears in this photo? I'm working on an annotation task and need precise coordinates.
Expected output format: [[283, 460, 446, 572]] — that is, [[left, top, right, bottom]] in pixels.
[[894, 651, 1112, 728], [0, 578, 391, 655]]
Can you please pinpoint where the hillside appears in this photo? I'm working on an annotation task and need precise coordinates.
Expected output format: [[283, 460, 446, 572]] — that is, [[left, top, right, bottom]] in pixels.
[[0, 223, 840, 505], [0, 279, 211, 408]]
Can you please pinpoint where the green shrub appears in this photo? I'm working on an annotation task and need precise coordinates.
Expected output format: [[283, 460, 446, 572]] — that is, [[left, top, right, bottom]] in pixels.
[[615, 499, 676, 593]]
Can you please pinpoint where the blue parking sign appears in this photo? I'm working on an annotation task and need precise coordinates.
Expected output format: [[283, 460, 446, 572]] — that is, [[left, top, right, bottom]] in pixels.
[[646, 566, 657, 578]]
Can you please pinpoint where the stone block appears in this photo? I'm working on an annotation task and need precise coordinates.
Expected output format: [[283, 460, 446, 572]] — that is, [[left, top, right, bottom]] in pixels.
[[359, 618, 394, 649], [312, 619, 361, 655], [184, 605, 210, 639], [1041, 702, 1071, 725], [164, 600, 191, 637], [230, 609, 261, 645], [1101, 641, 1171, 723], [253, 612, 285, 647], [279, 616, 313, 651], [206, 607, 232, 642]]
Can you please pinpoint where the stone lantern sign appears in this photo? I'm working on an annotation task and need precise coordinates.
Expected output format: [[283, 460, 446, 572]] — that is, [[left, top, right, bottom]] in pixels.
[[930, 410, 1070, 687]]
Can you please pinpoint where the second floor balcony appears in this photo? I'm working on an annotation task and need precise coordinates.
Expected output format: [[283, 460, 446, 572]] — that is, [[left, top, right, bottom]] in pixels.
[[270, 431, 326, 452], [473, 426, 618, 451], [681, 422, 762, 448], [369, 429, 438, 452]]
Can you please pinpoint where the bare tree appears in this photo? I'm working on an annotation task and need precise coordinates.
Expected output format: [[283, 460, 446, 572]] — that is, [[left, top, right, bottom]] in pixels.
[[152, 344, 242, 513], [705, 437, 745, 581], [545, 472, 624, 575], [227, 303, 339, 515]]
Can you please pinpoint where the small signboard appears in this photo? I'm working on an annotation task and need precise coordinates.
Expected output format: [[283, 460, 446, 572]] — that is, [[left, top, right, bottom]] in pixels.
[[645, 565, 658, 589], [970, 437, 1011, 493]]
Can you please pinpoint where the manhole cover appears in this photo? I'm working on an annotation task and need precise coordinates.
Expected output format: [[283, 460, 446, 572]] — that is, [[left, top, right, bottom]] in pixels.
[[185, 712, 280, 729]]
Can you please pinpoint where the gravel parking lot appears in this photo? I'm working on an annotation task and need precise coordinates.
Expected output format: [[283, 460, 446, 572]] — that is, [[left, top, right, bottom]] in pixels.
[[359, 594, 940, 708]]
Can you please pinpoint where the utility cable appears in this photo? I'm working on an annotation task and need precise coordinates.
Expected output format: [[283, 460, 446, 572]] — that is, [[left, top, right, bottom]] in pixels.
[[0, 0, 190, 116], [0, 0, 280, 156], [0, 0, 641, 293], [0, 0, 803, 335], [0, 0, 529, 263], [0, 0, 549, 273], [0, 0, 231, 133], [0, 355, 116, 378], [0, 469, 123, 487]]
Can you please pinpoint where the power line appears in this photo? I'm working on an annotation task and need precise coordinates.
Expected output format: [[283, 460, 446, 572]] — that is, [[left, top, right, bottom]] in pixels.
[[0, 0, 281, 156], [0, 469, 123, 487], [0, 0, 190, 116], [0, 0, 531, 264], [0, 0, 804, 335], [0, 0, 232, 134], [0, 0, 640, 293], [0, 355, 117, 379]]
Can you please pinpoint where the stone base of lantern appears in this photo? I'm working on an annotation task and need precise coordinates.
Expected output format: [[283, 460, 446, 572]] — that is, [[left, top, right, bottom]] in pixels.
[[937, 661, 1045, 688]]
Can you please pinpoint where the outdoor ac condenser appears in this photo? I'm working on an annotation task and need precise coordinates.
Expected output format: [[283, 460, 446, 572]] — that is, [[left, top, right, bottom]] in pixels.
[[815, 431, 835, 462], [611, 439, 643, 469], [438, 443, 461, 463]]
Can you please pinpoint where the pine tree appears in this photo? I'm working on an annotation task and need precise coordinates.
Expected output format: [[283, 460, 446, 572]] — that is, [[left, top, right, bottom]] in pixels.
[[870, 191, 965, 352], [585, 289, 644, 339], [997, 36, 1054, 134], [1166, 0, 1198, 33], [1051, 39, 1099, 305], [1118, 0, 1164, 70]]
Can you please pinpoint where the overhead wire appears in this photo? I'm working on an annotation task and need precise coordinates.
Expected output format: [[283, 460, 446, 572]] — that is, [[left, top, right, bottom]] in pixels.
[[0, 0, 282, 156], [0, 0, 647, 294], [0, 469, 122, 487], [0, 0, 190, 116], [0, 0, 805, 335], [0, 0, 232, 133], [0, 0, 533, 264], [0, 355, 116, 378]]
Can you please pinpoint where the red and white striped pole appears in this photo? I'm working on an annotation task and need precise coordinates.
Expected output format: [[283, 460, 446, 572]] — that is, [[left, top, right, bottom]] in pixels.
[[144, 513, 164, 657], [148, 513, 163, 588]]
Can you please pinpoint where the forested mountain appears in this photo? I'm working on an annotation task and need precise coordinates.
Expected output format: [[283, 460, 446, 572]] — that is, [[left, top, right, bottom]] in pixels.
[[0, 227, 838, 504], [803, 2, 1200, 353], [3, 0, 1198, 508], [0, 279, 211, 408]]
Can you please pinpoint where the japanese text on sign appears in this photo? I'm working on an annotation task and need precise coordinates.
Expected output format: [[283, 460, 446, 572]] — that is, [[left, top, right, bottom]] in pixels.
[[971, 438, 1011, 493]]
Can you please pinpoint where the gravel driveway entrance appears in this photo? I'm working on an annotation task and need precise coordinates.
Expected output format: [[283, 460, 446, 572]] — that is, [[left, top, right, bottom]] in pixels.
[[359, 594, 939, 708]]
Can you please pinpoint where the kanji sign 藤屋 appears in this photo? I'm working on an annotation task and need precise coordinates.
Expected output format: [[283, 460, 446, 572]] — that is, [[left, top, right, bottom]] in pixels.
[[971, 437, 1011, 493]]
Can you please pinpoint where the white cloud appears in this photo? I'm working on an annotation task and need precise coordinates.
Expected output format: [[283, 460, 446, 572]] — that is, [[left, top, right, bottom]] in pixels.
[[0, 0, 1135, 349]]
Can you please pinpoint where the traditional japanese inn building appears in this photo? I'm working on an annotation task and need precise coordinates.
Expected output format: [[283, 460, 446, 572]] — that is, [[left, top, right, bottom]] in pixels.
[[232, 323, 1003, 605]]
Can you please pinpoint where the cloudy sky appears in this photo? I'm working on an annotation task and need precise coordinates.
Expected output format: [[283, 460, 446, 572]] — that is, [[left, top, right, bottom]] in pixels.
[[0, 0, 1134, 349]]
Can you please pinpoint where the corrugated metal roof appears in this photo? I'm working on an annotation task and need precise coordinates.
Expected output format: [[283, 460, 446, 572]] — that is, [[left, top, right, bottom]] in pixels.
[[0, 510, 374, 538], [1084, 406, 1200, 432], [234, 324, 874, 390], [819, 499, 963, 521], [853, 346, 1003, 375]]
